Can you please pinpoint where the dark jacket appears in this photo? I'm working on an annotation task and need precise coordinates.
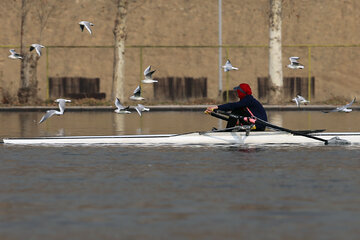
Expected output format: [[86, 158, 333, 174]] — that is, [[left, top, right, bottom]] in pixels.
[[218, 95, 267, 130]]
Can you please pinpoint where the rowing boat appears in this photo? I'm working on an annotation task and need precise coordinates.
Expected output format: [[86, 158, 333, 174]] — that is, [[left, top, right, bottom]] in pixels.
[[2, 131, 360, 146], [3, 110, 359, 146]]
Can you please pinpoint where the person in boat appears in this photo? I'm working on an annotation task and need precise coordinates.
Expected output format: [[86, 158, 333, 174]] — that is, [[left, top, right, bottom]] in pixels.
[[205, 83, 267, 131]]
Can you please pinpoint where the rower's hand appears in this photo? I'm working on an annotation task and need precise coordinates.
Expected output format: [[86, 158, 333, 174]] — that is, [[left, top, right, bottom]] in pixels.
[[205, 106, 218, 114]]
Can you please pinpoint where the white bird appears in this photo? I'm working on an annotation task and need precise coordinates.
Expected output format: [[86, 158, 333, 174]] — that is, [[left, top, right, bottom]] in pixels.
[[287, 56, 304, 69], [30, 44, 45, 56], [142, 65, 158, 83], [323, 98, 356, 113], [8, 49, 23, 60], [39, 99, 71, 124], [292, 95, 309, 107], [134, 104, 150, 116], [114, 97, 131, 114], [79, 21, 94, 34], [130, 86, 145, 101], [222, 59, 239, 72]]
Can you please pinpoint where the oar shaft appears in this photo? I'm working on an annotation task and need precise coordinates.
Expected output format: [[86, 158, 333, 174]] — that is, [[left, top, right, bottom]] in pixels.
[[254, 117, 328, 144], [213, 110, 329, 145]]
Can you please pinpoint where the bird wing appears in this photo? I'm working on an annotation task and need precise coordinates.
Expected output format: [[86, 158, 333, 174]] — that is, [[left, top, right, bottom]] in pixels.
[[135, 106, 142, 116], [145, 70, 156, 79], [137, 104, 145, 111], [289, 57, 299, 63], [344, 97, 356, 108], [57, 99, 67, 113], [144, 66, 151, 76], [293, 98, 299, 107], [133, 86, 141, 96], [9, 49, 16, 54], [334, 98, 356, 111], [138, 104, 150, 111], [39, 110, 58, 124], [84, 22, 92, 34], [297, 95, 306, 101], [35, 46, 42, 56], [115, 97, 125, 110], [226, 60, 233, 67]]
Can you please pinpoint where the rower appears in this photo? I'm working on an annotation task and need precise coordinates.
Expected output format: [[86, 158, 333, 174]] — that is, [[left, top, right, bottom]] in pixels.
[[205, 83, 267, 131]]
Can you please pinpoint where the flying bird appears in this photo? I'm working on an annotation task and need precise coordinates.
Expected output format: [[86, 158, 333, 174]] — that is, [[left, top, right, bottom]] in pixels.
[[114, 97, 131, 114], [292, 95, 309, 107], [322, 98, 356, 113], [8, 49, 23, 60], [222, 59, 239, 72], [142, 65, 158, 83], [134, 104, 150, 116], [287, 56, 304, 69], [130, 86, 145, 101], [39, 99, 71, 124], [30, 44, 45, 56], [79, 21, 94, 34]]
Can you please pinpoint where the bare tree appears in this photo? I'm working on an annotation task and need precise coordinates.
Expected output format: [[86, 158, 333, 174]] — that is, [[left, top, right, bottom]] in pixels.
[[17, 0, 37, 104], [268, 0, 283, 104], [18, 0, 58, 104], [112, 0, 128, 101], [36, 0, 57, 40]]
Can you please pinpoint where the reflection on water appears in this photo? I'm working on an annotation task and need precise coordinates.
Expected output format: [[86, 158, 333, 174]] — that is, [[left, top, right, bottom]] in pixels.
[[0, 111, 360, 138]]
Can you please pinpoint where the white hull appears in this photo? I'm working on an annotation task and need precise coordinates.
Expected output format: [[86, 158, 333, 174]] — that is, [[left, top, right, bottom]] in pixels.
[[3, 132, 360, 146]]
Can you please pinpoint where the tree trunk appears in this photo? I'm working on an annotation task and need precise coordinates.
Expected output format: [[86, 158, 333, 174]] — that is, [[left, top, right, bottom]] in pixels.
[[268, 0, 283, 104], [18, 0, 39, 104], [18, 53, 40, 104], [112, 0, 128, 101]]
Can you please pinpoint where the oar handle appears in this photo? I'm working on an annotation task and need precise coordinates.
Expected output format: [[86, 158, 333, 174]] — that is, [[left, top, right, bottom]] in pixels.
[[213, 110, 256, 124], [209, 111, 230, 121]]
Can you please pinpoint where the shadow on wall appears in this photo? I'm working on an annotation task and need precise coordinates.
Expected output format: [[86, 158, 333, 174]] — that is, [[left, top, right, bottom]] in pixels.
[[257, 76, 315, 101], [49, 77, 106, 99], [154, 77, 207, 101]]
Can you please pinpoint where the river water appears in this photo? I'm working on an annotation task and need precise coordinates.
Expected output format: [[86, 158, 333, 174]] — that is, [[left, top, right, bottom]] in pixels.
[[1, 111, 360, 240]]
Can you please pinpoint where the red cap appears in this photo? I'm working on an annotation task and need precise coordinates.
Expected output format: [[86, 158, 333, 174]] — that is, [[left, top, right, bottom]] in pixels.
[[233, 83, 252, 99]]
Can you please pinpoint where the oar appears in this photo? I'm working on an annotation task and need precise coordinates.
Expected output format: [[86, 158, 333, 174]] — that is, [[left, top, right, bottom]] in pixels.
[[208, 111, 229, 121], [208, 111, 323, 134], [212, 110, 330, 145]]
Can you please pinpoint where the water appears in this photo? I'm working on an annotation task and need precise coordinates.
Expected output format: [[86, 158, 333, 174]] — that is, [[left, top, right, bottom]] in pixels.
[[1, 111, 360, 240]]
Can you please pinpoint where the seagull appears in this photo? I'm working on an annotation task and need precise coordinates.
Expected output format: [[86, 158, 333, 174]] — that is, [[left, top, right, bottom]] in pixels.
[[287, 56, 304, 69], [130, 86, 145, 101], [134, 104, 150, 116], [30, 44, 45, 56], [222, 59, 239, 72], [322, 98, 356, 113], [8, 49, 23, 60], [142, 65, 158, 83], [39, 99, 71, 124], [292, 95, 309, 107], [114, 97, 131, 114], [79, 21, 94, 34]]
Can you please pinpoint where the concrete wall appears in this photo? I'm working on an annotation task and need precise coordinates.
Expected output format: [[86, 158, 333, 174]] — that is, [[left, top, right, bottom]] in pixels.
[[1, 0, 360, 103]]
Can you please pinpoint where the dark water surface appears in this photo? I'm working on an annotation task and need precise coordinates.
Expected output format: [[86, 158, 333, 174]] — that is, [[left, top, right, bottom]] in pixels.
[[1, 111, 360, 240]]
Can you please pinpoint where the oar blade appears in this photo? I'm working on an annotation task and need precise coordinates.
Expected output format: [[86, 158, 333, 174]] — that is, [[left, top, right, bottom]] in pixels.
[[326, 137, 351, 145]]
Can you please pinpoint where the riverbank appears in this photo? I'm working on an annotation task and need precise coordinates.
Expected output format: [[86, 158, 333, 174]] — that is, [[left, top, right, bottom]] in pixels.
[[0, 105, 359, 112]]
